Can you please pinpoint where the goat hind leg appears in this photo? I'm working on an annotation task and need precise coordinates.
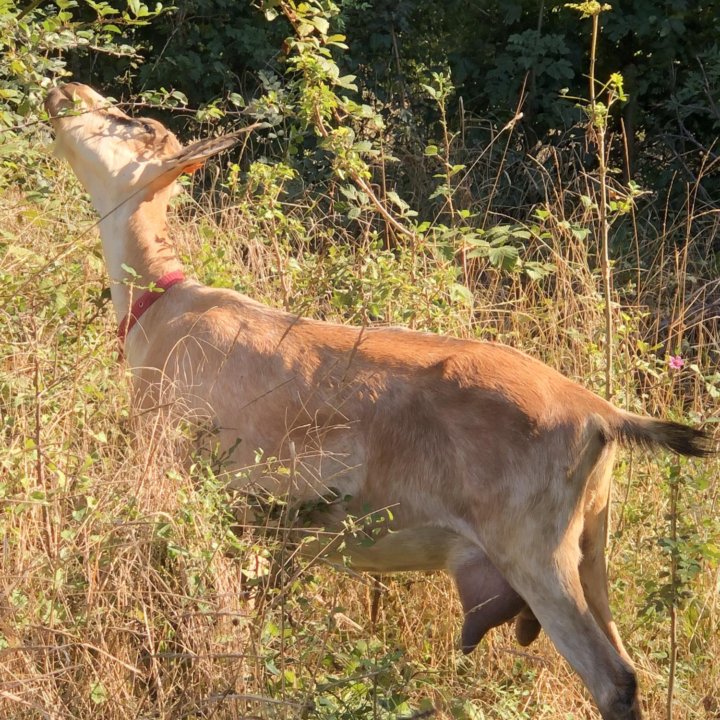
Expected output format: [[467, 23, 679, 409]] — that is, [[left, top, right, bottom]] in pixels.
[[580, 500, 635, 667], [496, 539, 642, 720]]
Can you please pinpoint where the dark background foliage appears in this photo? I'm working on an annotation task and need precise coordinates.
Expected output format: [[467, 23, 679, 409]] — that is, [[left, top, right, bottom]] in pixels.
[[51, 0, 720, 194], [2, 0, 720, 265]]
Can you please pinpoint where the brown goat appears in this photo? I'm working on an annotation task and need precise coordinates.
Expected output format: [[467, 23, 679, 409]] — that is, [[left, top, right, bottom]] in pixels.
[[45, 83, 711, 720]]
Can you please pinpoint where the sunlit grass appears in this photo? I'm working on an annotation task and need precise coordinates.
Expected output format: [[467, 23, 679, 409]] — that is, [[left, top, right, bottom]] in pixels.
[[1, 138, 718, 719]]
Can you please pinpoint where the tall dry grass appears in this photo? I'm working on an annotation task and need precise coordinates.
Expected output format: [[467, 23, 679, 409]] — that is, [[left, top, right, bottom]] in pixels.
[[1, 120, 718, 720]]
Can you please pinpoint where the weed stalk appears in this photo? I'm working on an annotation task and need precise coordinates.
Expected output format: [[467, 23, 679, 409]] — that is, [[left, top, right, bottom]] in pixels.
[[587, 10, 613, 402], [667, 466, 679, 720]]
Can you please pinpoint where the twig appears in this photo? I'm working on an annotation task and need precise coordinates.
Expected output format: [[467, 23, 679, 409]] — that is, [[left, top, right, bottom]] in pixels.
[[667, 469, 680, 720]]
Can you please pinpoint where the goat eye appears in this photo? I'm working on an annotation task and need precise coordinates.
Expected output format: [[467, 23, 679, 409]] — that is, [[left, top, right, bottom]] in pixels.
[[141, 121, 154, 135]]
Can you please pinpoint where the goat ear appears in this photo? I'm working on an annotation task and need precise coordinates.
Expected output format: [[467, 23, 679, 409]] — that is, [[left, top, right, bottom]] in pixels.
[[163, 124, 264, 177], [179, 161, 204, 175], [165, 134, 242, 175]]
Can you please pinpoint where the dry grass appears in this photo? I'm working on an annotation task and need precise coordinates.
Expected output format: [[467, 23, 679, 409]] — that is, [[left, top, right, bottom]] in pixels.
[[1, 134, 719, 720]]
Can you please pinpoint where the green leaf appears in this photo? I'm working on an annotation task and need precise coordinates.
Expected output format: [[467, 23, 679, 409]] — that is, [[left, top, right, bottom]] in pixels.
[[121, 263, 139, 278], [352, 140, 373, 153], [463, 232, 488, 247], [450, 283, 473, 307], [90, 682, 108, 705], [386, 190, 409, 212], [339, 184, 357, 200], [336, 75, 357, 91], [487, 244, 519, 270], [297, 22, 314, 37], [421, 84, 439, 100], [486, 225, 511, 243], [523, 261, 557, 280], [311, 16, 329, 35]]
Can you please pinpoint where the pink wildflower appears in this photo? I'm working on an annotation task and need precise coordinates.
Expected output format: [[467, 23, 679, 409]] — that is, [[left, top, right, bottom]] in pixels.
[[668, 355, 685, 370]]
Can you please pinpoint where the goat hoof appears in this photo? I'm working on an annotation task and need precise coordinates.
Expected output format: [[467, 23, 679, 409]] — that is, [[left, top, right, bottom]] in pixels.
[[602, 667, 642, 720]]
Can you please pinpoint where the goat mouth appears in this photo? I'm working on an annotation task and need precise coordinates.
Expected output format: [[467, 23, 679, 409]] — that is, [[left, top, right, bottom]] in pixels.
[[44, 85, 79, 121], [45, 83, 108, 122]]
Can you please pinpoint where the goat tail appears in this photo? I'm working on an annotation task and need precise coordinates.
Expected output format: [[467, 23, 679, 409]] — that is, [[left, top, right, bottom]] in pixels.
[[606, 411, 714, 458]]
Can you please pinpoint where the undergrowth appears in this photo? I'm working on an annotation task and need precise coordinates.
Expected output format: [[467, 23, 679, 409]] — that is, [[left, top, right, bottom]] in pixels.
[[1, 134, 719, 718], [1, 1, 719, 719]]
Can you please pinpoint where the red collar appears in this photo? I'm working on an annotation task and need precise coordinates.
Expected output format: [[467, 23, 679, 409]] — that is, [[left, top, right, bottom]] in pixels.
[[117, 270, 185, 350]]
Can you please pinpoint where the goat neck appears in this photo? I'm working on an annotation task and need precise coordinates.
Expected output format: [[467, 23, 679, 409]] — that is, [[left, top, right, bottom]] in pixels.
[[98, 184, 183, 320]]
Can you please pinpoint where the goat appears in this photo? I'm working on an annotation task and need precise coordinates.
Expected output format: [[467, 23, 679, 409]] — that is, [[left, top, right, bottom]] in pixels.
[[45, 83, 711, 720]]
